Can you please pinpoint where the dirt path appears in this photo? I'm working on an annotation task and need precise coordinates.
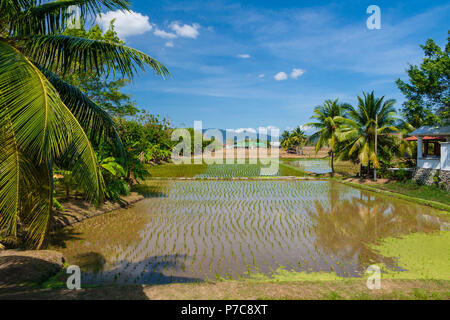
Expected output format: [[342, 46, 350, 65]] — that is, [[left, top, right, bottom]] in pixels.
[[1, 280, 448, 300]]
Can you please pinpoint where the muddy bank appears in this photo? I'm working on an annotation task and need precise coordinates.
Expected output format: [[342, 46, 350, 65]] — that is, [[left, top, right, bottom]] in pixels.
[[0, 194, 144, 291], [52, 192, 144, 230], [0, 250, 65, 290]]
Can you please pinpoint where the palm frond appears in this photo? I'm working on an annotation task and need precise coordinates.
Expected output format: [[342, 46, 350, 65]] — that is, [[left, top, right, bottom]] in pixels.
[[0, 40, 69, 161], [39, 66, 126, 163], [19, 156, 54, 248], [21, 35, 170, 79], [6, 0, 130, 36], [0, 40, 104, 246], [0, 125, 21, 237]]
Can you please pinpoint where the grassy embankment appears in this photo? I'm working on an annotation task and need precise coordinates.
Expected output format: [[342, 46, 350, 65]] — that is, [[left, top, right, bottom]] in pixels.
[[302, 158, 450, 212]]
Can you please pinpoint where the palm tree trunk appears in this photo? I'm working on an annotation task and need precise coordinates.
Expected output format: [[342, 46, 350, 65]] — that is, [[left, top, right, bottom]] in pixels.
[[331, 151, 335, 175]]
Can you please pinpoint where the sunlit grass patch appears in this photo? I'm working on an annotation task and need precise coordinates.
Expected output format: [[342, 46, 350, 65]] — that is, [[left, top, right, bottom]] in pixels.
[[371, 231, 450, 280], [146, 163, 208, 177], [242, 267, 345, 282]]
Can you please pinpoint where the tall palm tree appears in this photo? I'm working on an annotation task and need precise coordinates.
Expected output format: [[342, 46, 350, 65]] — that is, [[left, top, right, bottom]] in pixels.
[[0, 0, 169, 248], [338, 92, 398, 173], [307, 99, 351, 174]]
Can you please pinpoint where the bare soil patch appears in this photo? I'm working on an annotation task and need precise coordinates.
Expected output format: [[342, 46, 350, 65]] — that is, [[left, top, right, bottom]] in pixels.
[[0, 280, 448, 300], [343, 177, 392, 185]]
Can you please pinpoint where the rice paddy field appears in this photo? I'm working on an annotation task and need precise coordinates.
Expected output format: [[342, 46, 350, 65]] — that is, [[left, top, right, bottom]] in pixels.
[[147, 160, 307, 178], [54, 179, 449, 286]]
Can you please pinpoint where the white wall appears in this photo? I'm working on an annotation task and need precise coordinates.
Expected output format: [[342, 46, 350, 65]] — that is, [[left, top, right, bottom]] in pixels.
[[418, 158, 441, 170], [441, 143, 450, 171]]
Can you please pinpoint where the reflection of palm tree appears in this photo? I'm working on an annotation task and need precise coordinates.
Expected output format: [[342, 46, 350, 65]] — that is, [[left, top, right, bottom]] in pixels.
[[308, 190, 439, 269]]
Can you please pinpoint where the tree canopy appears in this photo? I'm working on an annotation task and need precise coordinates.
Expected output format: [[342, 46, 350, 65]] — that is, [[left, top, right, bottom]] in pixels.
[[396, 31, 450, 127]]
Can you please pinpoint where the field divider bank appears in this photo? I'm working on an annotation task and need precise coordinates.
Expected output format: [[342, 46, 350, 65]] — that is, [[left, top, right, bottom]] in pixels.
[[334, 179, 450, 213]]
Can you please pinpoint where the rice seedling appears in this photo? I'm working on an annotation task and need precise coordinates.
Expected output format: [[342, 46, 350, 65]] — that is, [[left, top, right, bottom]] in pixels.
[[54, 179, 447, 285]]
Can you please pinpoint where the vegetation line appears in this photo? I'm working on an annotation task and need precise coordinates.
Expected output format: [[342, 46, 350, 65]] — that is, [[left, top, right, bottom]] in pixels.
[[334, 179, 450, 213]]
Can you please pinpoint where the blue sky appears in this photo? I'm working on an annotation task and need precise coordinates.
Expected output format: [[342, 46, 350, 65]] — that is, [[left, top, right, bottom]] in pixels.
[[96, 0, 449, 132]]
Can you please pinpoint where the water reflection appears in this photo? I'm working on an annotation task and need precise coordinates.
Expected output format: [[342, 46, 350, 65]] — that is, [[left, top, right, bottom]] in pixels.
[[54, 181, 447, 284], [308, 184, 444, 272], [285, 159, 332, 174]]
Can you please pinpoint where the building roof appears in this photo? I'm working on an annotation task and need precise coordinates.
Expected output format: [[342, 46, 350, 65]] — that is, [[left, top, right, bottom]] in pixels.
[[405, 136, 447, 141], [409, 126, 450, 137]]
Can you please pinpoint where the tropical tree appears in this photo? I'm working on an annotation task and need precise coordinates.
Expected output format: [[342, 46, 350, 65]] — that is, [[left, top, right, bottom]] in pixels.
[[281, 127, 307, 153], [289, 126, 307, 153], [338, 92, 398, 174], [307, 99, 351, 174], [396, 31, 450, 126], [0, 0, 169, 248], [280, 130, 290, 146]]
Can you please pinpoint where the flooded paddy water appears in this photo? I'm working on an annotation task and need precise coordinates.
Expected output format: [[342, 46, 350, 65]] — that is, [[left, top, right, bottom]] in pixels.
[[55, 179, 448, 285]]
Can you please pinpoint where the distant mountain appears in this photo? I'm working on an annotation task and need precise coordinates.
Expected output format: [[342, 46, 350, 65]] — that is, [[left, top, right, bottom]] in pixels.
[[202, 128, 279, 143]]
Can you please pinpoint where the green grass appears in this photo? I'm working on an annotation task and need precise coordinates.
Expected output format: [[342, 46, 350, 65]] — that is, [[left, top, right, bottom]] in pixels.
[[242, 267, 345, 282], [278, 163, 309, 176], [334, 161, 360, 176], [371, 231, 450, 280], [227, 232, 450, 282], [375, 180, 450, 207], [337, 180, 450, 213], [146, 163, 207, 177]]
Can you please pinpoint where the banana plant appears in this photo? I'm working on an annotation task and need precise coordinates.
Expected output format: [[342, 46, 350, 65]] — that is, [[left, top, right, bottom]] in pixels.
[[97, 154, 129, 200]]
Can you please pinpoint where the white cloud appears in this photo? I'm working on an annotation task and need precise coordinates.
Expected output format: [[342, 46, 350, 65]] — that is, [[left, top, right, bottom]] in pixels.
[[274, 72, 288, 81], [237, 54, 251, 59], [290, 68, 306, 79], [96, 10, 152, 38], [234, 128, 257, 134], [154, 28, 177, 39], [258, 74, 265, 78], [165, 41, 174, 47], [170, 22, 200, 39]]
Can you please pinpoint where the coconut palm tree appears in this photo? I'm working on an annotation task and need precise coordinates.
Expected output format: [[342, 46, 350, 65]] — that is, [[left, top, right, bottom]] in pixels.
[[338, 92, 398, 173], [289, 126, 307, 154], [0, 0, 169, 248], [307, 99, 351, 174], [281, 127, 307, 153], [281, 130, 290, 145]]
